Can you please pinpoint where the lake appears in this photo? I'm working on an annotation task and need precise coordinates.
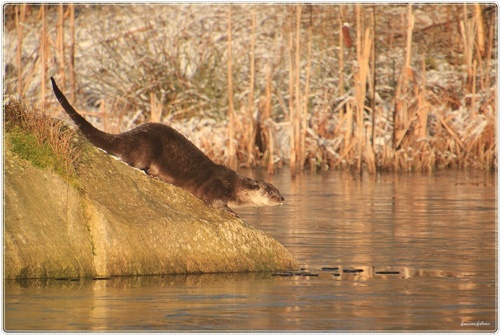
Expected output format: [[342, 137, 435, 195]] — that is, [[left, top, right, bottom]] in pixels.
[[4, 169, 497, 331]]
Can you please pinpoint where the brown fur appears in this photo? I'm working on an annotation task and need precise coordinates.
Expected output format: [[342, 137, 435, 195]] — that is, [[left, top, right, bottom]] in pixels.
[[51, 77, 284, 215]]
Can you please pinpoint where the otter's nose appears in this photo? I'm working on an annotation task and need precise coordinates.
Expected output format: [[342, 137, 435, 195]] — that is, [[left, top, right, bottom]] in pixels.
[[279, 196, 285, 202]]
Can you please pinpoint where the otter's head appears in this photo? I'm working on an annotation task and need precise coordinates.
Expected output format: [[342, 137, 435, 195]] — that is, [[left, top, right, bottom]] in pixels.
[[229, 177, 285, 208]]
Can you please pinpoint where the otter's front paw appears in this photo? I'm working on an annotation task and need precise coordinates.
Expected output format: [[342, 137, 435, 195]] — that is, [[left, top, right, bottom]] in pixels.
[[212, 201, 239, 218]]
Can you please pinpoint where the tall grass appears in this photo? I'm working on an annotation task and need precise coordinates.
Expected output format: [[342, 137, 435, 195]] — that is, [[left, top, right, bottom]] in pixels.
[[4, 4, 497, 173]]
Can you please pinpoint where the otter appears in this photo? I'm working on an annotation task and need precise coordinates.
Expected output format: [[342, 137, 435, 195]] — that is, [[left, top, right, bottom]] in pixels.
[[50, 77, 284, 216]]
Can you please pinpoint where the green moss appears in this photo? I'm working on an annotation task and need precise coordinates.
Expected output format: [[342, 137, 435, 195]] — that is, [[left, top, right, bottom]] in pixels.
[[6, 128, 79, 187], [9, 128, 57, 168]]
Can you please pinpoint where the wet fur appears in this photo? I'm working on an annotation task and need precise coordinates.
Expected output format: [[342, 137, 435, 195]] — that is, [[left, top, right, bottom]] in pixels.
[[50, 77, 284, 215]]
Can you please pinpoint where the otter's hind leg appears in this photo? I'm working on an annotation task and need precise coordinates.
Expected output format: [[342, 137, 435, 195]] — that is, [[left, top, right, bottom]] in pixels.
[[146, 163, 175, 184]]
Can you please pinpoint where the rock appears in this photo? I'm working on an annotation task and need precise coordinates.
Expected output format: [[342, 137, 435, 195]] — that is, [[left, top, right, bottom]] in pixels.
[[4, 137, 299, 279], [4, 144, 96, 279]]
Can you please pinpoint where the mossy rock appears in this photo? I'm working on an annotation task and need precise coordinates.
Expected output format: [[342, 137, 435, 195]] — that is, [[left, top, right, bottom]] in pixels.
[[4, 130, 299, 278]]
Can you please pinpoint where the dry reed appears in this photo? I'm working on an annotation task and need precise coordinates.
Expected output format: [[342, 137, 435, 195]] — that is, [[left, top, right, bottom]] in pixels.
[[287, 7, 296, 176], [301, 7, 313, 173], [226, 5, 237, 170], [4, 4, 497, 174], [15, 4, 26, 97], [370, 6, 376, 152], [245, 8, 256, 167], [40, 4, 47, 106], [69, 4, 76, 102], [56, 4, 66, 90], [294, 5, 302, 174]]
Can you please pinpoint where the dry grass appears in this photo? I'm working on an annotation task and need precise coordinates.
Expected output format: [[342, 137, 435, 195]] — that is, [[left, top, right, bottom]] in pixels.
[[3, 4, 497, 173], [4, 97, 81, 180]]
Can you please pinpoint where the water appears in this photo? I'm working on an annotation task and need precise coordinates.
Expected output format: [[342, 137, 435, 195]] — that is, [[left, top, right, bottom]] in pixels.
[[4, 170, 497, 331]]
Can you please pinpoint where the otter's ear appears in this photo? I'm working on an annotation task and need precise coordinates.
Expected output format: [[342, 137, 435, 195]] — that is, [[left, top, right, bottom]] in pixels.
[[246, 178, 260, 190], [221, 176, 233, 188]]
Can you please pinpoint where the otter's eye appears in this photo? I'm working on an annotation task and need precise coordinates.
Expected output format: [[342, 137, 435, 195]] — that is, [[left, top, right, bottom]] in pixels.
[[268, 191, 273, 195]]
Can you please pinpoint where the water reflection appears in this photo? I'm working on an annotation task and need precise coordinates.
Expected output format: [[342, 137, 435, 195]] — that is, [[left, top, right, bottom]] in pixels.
[[6, 272, 273, 290], [239, 169, 496, 271], [4, 170, 496, 331]]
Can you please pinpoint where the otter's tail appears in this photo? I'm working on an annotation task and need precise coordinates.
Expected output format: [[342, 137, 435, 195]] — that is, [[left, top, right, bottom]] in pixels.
[[51, 77, 114, 151]]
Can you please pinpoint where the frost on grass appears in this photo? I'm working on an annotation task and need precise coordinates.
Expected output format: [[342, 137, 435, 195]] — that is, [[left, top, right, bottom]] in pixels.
[[4, 4, 497, 171]]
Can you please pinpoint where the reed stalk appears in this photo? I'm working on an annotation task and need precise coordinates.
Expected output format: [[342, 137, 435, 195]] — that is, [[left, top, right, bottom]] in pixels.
[[246, 8, 256, 167], [301, 7, 313, 172], [264, 61, 274, 174], [344, 92, 353, 155], [15, 4, 26, 97], [69, 4, 76, 103], [474, 43, 484, 92], [288, 7, 296, 176], [56, 4, 66, 89], [417, 56, 429, 139], [364, 125, 376, 173], [150, 93, 163, 123], [266, 122, 275, 175], [226, 5, 237, 170], [40, 4, 47, 106], [460, 4, 476, 93], [484, 22, 493, 89], [370, 7, 376, 154], [355, 5, 363, 171], [294, 5, 302, 172], [472, 60, 477, 113], [341, 17, 353, 157], [474, 4, 485, 57], [353, 5, 373, 171], [99, 100, 109, 132], [338, 7, 344, 97], [336, 101, 356, 170], [393, 4, 414, 151], [404, 5, 413, 71]]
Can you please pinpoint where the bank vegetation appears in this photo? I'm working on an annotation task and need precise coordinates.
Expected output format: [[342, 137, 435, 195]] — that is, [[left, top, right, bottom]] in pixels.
[[3, 4, 497, 174]]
